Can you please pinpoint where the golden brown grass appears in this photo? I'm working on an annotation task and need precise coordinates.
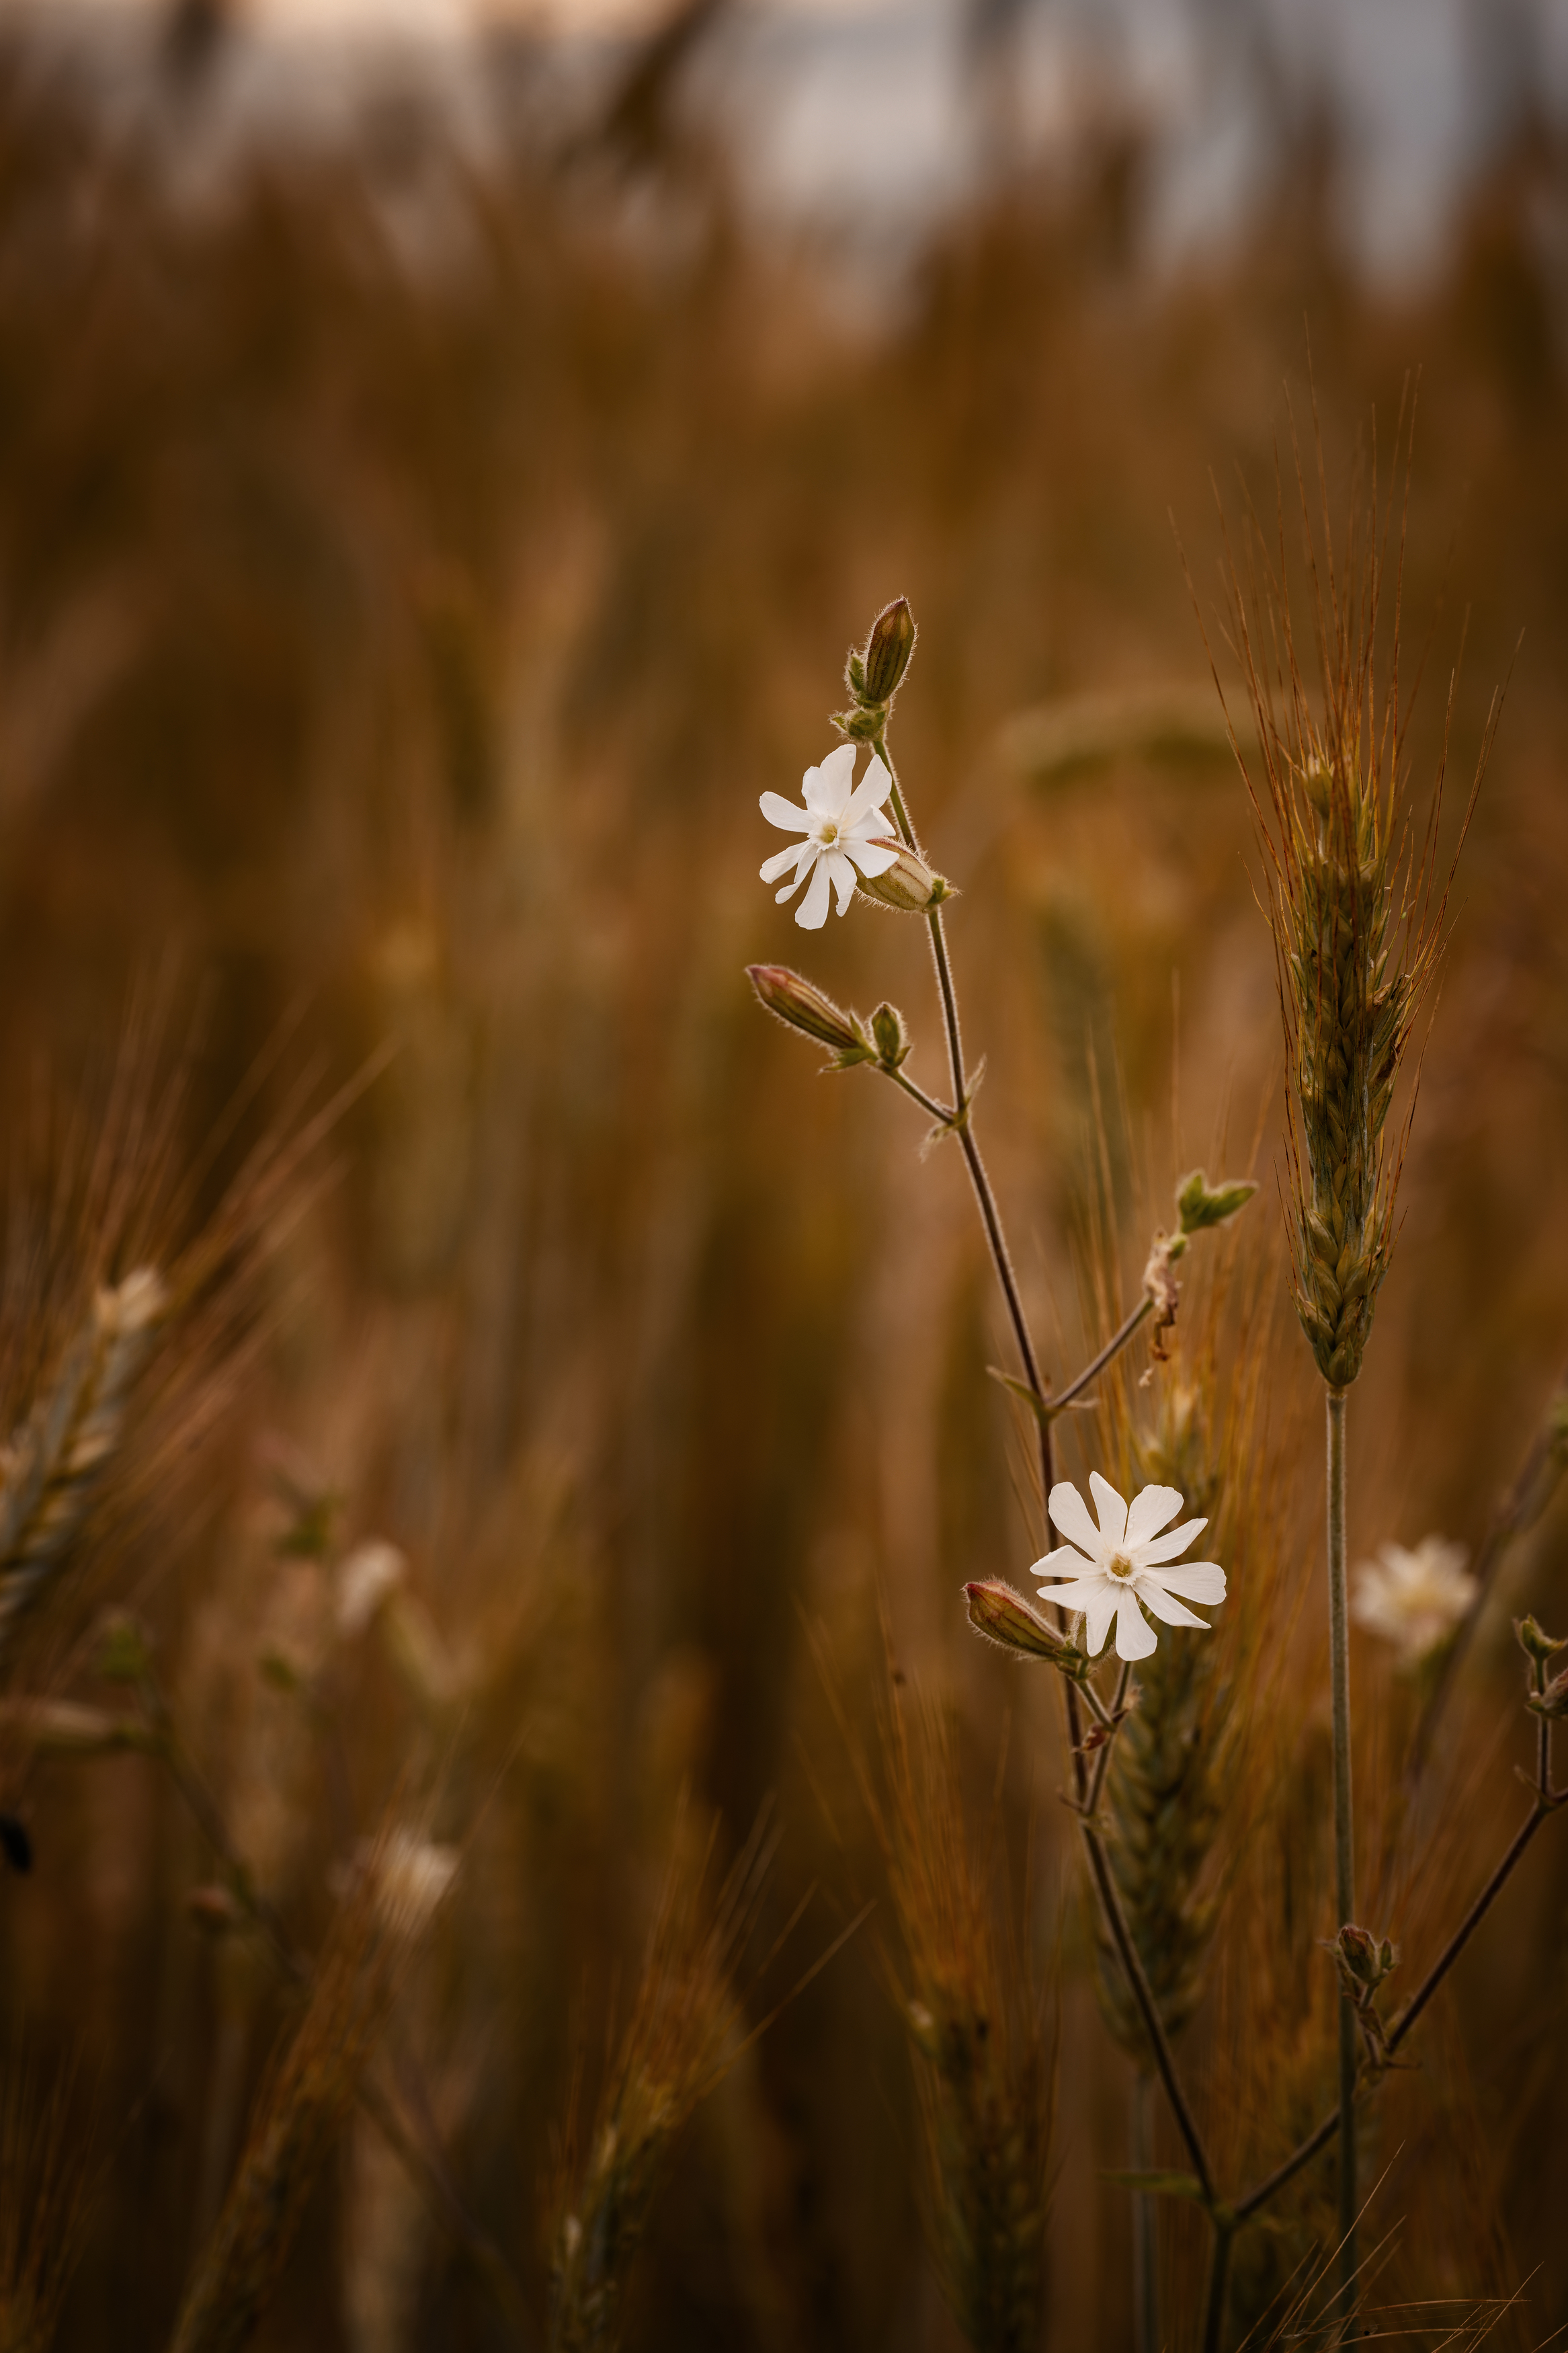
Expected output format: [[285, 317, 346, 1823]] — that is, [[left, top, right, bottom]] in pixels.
[[0, 25, 1561, 2351]]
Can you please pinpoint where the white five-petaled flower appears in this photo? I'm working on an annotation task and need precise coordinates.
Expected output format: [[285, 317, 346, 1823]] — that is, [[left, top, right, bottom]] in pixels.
[[1033, 1473, 1227, 1663], [1351, 1535, 1476, 1667], [759, 742, 901, 929]]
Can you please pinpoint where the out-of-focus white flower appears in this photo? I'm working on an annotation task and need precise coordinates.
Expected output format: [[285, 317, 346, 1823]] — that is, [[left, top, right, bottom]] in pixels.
[[335, 1540, 407, 1640], [759, 744, 901, 929], [1352, 1536, 1476, 1666], [1033, 1472, 1227, 1663], [375, 1829, 459, 1945]]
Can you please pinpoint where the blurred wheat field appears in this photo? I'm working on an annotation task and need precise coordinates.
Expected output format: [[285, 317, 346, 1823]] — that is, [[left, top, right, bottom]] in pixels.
[[0, 14, 1565, 2350]]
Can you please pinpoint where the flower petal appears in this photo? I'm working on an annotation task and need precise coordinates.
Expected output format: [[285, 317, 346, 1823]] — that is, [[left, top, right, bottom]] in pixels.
[[1137, 1582, 1210, 1630], [1124, 1484, 1186, 1549], [1149, 1560, 1227, 1605], [843, 754, 893, 826], [1113, 1593, 1159, 1660], [1034, 1574, 1107, 1611], [802, 744, 858, 815], [1047, 1480, 1104, 1561], [828, 849, 857, 916], [845, 837, 899, 877], [1081, 1590, 1117, 1657], [795, 856, 833, 929], [1089, 1470, 1128, 1548], [1030, 1544, 1096, 1579], [1133, 1516, 1210, 1566], [759, 791, 811, 834], [760, 842, 809, 884]]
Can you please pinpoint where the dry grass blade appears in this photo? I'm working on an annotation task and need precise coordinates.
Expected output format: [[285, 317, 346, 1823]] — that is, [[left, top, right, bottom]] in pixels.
[[814, 1625, 1055, 2353], [1214, 402, 1492, 1389], [0, 2053, 89, 2353], [0, 1267, 167, 1665], [546, 1805, 767, 2353], [167, 1823, 457, 2353]]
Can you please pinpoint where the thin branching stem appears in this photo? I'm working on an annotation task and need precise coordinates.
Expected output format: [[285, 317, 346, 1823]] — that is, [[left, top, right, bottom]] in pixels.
[[875, 732, 1053, 1501], [1083, 1661, 1132, 1818], [1079, 1821, 1216, 2208], [1201, 2217, 1235, 2353], [1325, 1384, 1357, 2321], [874, 715, 1223, 2245], [1050, 1298, 1153, 1419], [879, 1065, 958, 1126], [1234, 1714, 1563, 2227]]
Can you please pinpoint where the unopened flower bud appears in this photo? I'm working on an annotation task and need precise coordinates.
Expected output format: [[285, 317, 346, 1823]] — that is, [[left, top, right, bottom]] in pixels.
[[746, 965, 874, 1065], [831, 704, 886, 743], [861, 596, 917, 703], [1176, 1168, 1258, 1235], [1333, 1921, 1398, 1993], [855, 840, 953, 915], [1515, 1614, 1568, 1667], [1528, 1666, 1568, 1721], [964, 1579, 1085, 1675], [870, 1002, 909, 1069], [188, 1882, 245, 1936]]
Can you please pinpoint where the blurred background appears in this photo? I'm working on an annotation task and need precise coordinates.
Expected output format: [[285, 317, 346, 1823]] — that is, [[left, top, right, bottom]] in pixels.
[[0, 0, 1566, 2344]]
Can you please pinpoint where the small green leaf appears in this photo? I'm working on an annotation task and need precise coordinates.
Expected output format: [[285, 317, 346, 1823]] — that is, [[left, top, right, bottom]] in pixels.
[[1175, 1168, 1258, 1235], [986, 1365, 1049, 1425]]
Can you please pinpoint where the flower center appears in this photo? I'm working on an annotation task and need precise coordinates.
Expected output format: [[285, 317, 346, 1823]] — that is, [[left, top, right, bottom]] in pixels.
[[1106, 1552, 1137, 1583], [817, 820, 840, 844]]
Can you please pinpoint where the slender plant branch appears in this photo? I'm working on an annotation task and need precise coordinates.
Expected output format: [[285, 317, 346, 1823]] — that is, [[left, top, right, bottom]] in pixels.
[[1083, 1660, 1132, 1819], [1050, 1297, 1154, 1419], [1202, 2217, 1235, 2353], [1325, 1384, 1358, 2319], [1079, 1819, 1217, 2208], [872, 708, 1223, 2288], [1407, 1355, 1568, 1790], [1234, 1711, 1563, 2227], [878, 1064, 958, 1126], [874, 729, 1053, 1493]]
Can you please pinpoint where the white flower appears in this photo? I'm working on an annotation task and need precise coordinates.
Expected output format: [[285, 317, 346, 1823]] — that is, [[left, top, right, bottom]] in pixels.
[[759, 743, 901, 929], [1352, 1535, 1476, 1667], [335, 1540, 407, 1639], [1033, 1472, 1227, 1663], [374, 1829, 460, 1945]]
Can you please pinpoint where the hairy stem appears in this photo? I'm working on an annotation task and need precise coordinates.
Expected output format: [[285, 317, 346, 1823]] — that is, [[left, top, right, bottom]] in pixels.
[[873, 717, 1220, 2269], [875, 730, 1054, 1503], [1080, 1821, 1216, 2206], [1050, 1297, 1153, 1419], [1325, 1384, 1357, 2323]]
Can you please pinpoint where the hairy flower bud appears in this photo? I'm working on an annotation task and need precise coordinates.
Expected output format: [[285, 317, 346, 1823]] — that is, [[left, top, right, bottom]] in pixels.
[[1333, 1922, 1398, 1994], [855, 840, 953, 915], [745, 965, 873, 1064], [1175, 1168, 1258, 1235], [964, 1579, 1086, 1675], [870, 1002, 909, 1069], [1515, 1614, 1568, 1667], [861, 596, 917, 703]]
